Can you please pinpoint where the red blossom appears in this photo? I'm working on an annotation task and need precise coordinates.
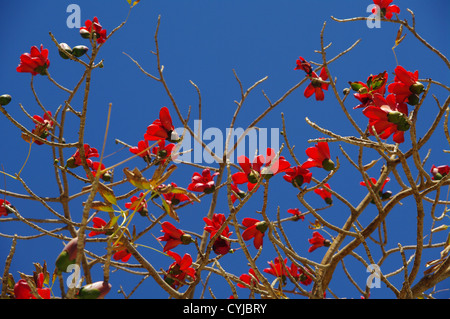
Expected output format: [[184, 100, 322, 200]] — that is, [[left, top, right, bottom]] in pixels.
[[66, 144, 99, 168], [162, 183, 191, 206], [360, 177, 390, 193], [238, 268, 260, 288], [314, 183, 333, 205], [362, 93, 409, 144], [283, 165, 312, 188], [152, 139, 176, 164], [302, 140, 335, 171], [88, 217, 108, 237], [350, 71, 388, 109], [80, 17, 107, 44], [16, 44, 50, 76], [89, 162, 111, 182], [157, 221, 192, 252], [287, 208, 305, 221], [230, 183, 246, 203], [28, 111, 54, 145], [14, 273, 51, 299], [164, 251, 196, 289], [294, 56, 313, 75], [308, 231, 331, 253], [242, 218, 267, 250], [144, 107, 179, 142], [0, 199, 14, 217], [372, 0, 400, 20], [129, 140, 152, 164], [232, 148, 291, 191], [304, 68, 329, 101], [113, 243, 132, 262], [125, 192, 148, 216], [263, 257, 303, 285], [187, 169, 219, 194], [388, 65, 424, 105], [203, 213, 233, 255], [430, 165, 450, 180], [360, 176, 392, 202]]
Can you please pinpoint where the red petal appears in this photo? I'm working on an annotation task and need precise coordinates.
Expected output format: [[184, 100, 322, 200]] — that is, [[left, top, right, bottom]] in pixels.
[[159, 107, 174, 131]]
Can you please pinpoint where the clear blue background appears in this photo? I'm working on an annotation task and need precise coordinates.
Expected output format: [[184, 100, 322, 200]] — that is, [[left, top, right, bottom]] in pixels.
[[0, 0, 449, 299]]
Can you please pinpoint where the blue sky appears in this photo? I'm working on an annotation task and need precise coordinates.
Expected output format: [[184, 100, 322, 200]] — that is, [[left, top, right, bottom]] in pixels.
[[1, 0, 449, 299]]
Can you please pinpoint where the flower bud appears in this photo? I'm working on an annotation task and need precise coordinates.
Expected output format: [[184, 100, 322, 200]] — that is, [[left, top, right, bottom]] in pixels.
[[381, 191, 392, 200], [407, 94, 420, 106], [71, 45, 89, 58], [65, 156, 78, 169], [410, 81, 424, 95], [321, 158, 335, 171], [247, 170, 260, 184], [255, 221, 268, 233], [55, 235, 85, 274], [138, 207, 148, 217], [77, 281, 111, 299], [387, 111, 403, 124], [292, 175, 304, 188], [181, 233, 193, 245], [0, 94, 12, 106], [80, 28, 91, 39], [58, 43, 72, 59]]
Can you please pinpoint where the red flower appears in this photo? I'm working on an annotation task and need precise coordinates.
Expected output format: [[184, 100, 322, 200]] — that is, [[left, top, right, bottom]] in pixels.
[[314, 183, 333, 205], [431, 165, 450, 180], [14, 273, 51, 299], [304, 68, 329, 101], [302, 140, 335, 171], [113, 243, 132, 262], [350, 71, 388, 109], [360, 177, 390, 193], [130, 140, 152, 164], [238, 268, 260, 288], [28, 111, 54, 145], [187, 169, 219, 194], [89, 162, 111, 182], [203, 213, 233, 255], [263, 257, 302, 285], [294, 56, 313, 75], [230, 183, 246, 203], [388, 65, 424, 105], [162, 183, 191, 206], [283, 165, 312, 188], [362, 93, 409, 144], [80, 17, 107, 44], [16, 44, 50, 76], [298, 267, 313, 286], [360, 176, 392, 202], [66, 144, 99, 168], [164, 251, 196, 289], [157, 221, 192, 252], [372, 0, 400, 19], [232, 148, 291, 191], [308, 231, 331, 253], [242, 218, 267, 250], [152, 139, 176, 164], [125, 192, 148, 216], [88, 217, 108, 237], [0, 199, 14, 217], [144, 107, 179, 142], [287, 208, 305, 221]]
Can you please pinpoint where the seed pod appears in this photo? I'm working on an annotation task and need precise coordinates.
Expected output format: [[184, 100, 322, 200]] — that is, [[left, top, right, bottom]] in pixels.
[[0, 94, 12, 106], [58, 43, 73, 59], [71, 45, 89, 58]]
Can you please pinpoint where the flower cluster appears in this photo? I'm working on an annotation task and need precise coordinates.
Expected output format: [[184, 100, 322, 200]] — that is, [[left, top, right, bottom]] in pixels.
[[348, 65, 425, 144]]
